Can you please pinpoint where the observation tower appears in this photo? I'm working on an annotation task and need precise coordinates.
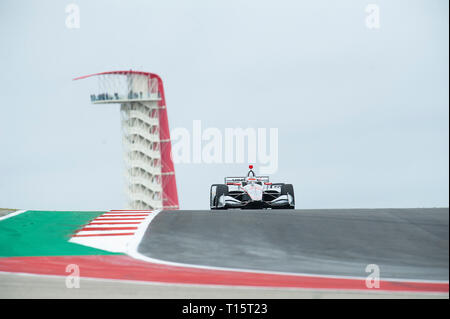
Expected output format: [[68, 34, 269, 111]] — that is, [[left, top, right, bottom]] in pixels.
[[74, 70, 179, 210]]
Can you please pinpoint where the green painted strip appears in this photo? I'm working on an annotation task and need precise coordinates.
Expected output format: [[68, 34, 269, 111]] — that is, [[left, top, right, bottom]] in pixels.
[[0, 210, 122, 257]]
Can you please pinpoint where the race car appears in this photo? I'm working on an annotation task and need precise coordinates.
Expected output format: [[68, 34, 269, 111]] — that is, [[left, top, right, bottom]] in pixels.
[[210, 165, 295, 210]]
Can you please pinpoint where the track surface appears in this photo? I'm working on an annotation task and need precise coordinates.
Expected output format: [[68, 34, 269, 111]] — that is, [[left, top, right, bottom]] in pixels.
[[1, 208, 448, 298], [1, 273, 444, 299], [138, 208, 449, 281]]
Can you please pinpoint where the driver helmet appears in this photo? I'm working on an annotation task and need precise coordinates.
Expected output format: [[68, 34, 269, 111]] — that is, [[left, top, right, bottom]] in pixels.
[[246, 177, 257, 185]]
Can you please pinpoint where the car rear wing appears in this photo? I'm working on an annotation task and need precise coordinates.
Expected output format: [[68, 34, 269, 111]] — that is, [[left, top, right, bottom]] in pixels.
[[225, 176, 270, 184]]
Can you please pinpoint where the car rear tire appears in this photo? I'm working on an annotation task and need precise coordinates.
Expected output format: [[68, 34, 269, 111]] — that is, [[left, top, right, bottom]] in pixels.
[[210, 184, 229, 209]]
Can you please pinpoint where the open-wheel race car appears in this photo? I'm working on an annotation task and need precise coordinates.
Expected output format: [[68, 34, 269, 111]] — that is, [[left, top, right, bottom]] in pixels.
[[210, 165, 295, 210]]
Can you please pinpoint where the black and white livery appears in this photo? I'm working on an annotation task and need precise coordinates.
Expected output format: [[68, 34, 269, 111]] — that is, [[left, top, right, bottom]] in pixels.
[[210, 165, 295, 210]]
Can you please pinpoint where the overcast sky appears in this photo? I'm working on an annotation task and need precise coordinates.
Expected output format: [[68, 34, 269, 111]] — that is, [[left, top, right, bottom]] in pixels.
[[0, 0, 448, 210]]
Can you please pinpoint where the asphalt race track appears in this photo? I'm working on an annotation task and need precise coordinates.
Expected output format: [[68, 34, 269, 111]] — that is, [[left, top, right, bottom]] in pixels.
[[0, 208, 448, 298], [138, 208, 449, 281]]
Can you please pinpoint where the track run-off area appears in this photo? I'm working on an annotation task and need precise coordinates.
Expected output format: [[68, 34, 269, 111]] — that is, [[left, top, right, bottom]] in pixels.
[[0, 208, 448, 298]]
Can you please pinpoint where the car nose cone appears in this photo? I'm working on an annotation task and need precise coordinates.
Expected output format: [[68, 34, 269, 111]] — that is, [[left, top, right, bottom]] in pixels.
[[245, 185, 263, 201]]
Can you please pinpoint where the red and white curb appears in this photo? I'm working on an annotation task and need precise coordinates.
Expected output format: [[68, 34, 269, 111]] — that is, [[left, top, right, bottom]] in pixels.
[[69, 210, 159, 253]]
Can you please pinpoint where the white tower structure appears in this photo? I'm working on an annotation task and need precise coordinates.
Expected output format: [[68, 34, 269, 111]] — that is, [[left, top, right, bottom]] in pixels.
[[74, 70, 179, 210]]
